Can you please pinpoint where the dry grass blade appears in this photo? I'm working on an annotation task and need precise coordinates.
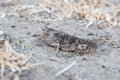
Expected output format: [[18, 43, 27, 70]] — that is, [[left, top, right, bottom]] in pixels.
[[55, 61, 76, 77], [48, 58, 66, 64], [22, 53, 35, 65], [1, 56, 5, 80], [5, 40, 13, 54]]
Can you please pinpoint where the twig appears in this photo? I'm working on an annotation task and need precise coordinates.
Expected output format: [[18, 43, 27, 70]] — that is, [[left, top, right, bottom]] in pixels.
[[26, 62, 46, 69], [55, 61, 76, 77], [86, 20, 94, 29], [48, 58, 65, 64], [22, 53, 35, 64], [20, 45, 25, 54]]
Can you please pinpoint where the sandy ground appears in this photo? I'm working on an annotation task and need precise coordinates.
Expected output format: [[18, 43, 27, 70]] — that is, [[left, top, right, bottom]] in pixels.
[[0, 0, 120, 80]]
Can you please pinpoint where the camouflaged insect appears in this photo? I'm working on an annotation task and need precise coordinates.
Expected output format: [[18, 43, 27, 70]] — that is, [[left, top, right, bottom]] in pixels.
[[40, 26, 97, 54]]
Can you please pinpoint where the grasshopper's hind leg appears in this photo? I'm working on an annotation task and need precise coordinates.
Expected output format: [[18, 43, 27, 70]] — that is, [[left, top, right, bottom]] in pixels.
[[56, 43, 60, 53]]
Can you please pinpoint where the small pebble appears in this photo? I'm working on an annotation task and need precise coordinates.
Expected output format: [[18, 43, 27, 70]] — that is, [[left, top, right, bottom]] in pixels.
[[82, 56, 88, 60], [11, 25, 16, 28], [101, 65, 106, 68]]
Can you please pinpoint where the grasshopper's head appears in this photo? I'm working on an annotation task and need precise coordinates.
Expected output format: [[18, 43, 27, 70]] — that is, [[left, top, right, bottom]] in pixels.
[[41, 26, 54, 38]]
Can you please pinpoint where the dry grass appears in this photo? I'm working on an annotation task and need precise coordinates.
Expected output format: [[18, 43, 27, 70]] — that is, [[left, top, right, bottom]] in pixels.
[[0, 0, 119, 27], [0, 40, 42, 80], [11, 0, 119, 28], [43, 0, 119, 26]]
